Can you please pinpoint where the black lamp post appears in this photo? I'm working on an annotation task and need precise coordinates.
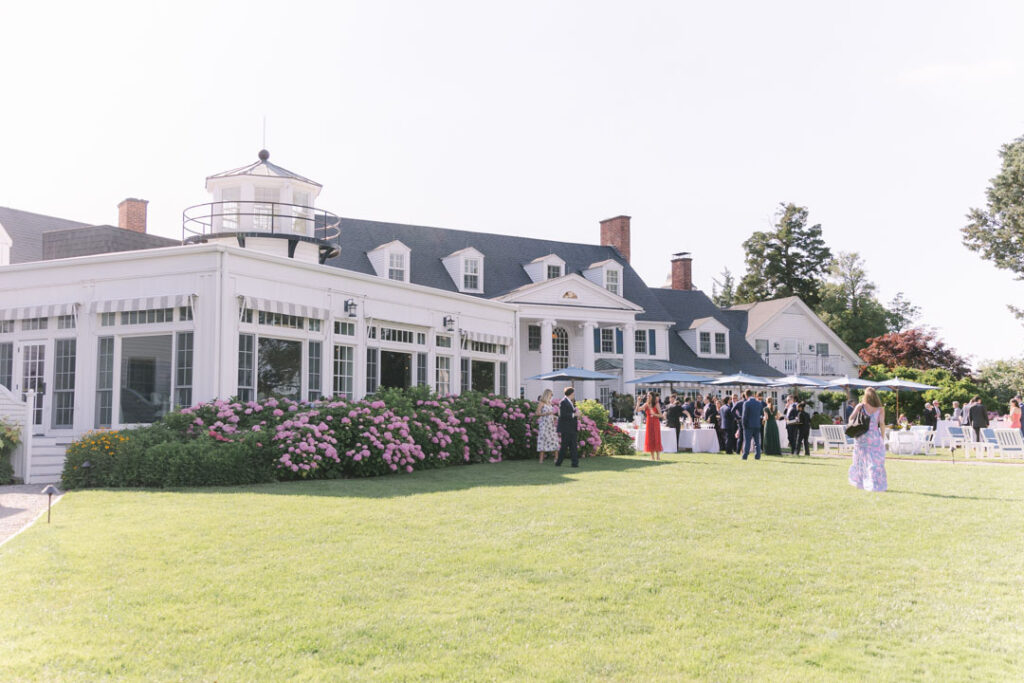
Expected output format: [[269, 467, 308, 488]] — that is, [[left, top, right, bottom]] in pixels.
[[41, 484, 60, 523]]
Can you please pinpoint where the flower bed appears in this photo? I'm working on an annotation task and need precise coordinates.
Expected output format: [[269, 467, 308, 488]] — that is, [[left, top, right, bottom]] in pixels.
[[61, 388, 603, 488]]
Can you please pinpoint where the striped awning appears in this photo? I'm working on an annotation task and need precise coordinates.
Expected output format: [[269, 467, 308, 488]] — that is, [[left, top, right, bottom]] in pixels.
[[239, 295, 324, 320], [461, 329, 512, 346], [89, 293, 194, 314], [0, 301, 77, 320]]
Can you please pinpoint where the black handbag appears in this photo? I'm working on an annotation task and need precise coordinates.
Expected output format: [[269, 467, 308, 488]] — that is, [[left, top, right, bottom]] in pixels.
[[845, 406, 870, 438]]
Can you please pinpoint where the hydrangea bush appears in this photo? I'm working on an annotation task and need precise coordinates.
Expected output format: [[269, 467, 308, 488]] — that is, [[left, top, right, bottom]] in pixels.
[[62, 388, 603, 488]]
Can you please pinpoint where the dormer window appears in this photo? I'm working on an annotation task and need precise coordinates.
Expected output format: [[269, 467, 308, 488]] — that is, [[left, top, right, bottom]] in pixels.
[[699, 331, 711, 354], [547, 265, 562, 279], [583, 259, 623, 297], [605, 269, 620, 295], [464, 257, 481, 290], [684, 317, 729, 359], [524, 254, 566, 284], [389, 253, 406, 281]]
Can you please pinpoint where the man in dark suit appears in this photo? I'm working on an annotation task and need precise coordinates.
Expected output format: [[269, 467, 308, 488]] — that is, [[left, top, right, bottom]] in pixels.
[[740, 389, 765, 460], [967, 395, 988, 441], [731, 393, 744, 449], [702, 397, 719, 428], [556, 386, 580, 467], [784, 396, 800, 455], [719, 396, 736, 454], [795, 401, 811, 455], [664, 394, 684, 451], [842, 399, 855, 422]]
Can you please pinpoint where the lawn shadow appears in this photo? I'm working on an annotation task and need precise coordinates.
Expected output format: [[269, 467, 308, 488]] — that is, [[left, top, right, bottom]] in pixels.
[[147, 456, 675, 500], [769, 458, 835, 467], [0, 506, 28, 520], [887, 489, 1023, 503]]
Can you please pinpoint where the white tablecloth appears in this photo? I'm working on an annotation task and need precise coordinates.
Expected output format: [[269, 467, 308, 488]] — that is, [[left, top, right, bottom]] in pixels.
[[934, 420, 954, 448], [887, 431, 928, 454], [633, 425, 678, 453], [679, 428, 720, 453]]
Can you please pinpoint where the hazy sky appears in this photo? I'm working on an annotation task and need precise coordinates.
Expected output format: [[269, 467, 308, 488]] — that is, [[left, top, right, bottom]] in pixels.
[[3, 0, 1023, 365]]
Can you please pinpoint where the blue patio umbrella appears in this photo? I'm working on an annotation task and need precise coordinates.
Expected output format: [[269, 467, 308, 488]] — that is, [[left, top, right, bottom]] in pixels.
[[708, 372, 776, 387], [876, 378, 939, 419], [525, 366, 618, 388], [625, 371, 712, 386]]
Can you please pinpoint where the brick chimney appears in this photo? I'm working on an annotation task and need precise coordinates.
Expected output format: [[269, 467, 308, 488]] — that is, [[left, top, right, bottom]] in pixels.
[[599, 215, 631, 263], [671, 252, 693, 290], [118, 198, 148, 233]]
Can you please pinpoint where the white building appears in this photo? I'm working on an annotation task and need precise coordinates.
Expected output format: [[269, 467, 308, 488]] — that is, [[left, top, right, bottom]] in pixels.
[[0, 151, 783, 482]]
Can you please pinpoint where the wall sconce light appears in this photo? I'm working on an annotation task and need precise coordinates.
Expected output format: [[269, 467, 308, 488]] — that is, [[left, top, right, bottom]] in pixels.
[[442, 315, 455, 332], [344, 299, 358, 318]]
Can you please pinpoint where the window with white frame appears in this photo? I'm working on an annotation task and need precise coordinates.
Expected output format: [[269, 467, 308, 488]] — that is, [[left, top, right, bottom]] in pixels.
[[699, 331, 711, 354], [606, 269, 620, 295], [600, 328, 614, 353], [254, 187, 279, 231], [333, 345, 354, 398], [221, 187, 240, 230], [388, 252, 406, 281], [547, 264, 561, 279], [52, 339, 76, 429], [464, 258, 480, 290], [552, 327, 569, 371], [527, 325, 540, 351], [635, 329, 647, 354], [715, 332, 727, 355], [436, 356, 451, 394]]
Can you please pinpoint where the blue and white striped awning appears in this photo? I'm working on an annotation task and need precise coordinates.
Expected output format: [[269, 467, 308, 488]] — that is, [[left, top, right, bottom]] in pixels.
[[239, 295, 324, 320], [89, 293, 194, 314], [0, 301, 77, 320]]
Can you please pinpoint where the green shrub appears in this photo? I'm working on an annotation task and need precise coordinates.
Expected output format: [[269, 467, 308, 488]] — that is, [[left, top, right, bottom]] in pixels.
[[810, 413, 834, 429], [0, 418, 20, 484]]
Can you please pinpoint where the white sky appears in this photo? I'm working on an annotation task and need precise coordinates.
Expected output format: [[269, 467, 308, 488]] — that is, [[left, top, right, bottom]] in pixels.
[[2, 0, 1023, 365]]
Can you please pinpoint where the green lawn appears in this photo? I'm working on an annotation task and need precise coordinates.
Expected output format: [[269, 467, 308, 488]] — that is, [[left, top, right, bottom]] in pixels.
[[2, 454, 1022, 681]]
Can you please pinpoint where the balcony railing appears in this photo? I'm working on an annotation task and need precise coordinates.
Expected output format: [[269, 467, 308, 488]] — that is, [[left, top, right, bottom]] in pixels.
[[760, 352, 846, 376], [182, 201, 341, 263]]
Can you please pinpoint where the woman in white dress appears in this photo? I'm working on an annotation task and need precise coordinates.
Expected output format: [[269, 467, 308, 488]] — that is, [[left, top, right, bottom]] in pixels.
[[535, 389, 560, 463]]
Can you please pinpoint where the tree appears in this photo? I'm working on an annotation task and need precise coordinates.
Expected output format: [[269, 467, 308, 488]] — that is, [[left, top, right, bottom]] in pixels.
[[861, 365, 995, 421], [885, 292, 921, 333], [975, 357, 1024, 404], [815, 252, 889, 352], [858, 328, 971, 379], [735, 203, 833, 308], [961, 134, 1024, 320], [710, 268, 737, 308]]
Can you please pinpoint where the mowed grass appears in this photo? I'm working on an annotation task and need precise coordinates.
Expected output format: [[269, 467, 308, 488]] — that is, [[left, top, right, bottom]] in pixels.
[[2, 454, 1023, 681]]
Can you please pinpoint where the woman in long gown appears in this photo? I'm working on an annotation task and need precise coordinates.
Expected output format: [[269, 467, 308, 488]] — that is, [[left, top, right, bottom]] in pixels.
[[848, 387, 887, 492], [535, 389, 559, 463], [763, 398, 782, 455], [1009, 398, 1022, 438], [643, 393, 664, 460]]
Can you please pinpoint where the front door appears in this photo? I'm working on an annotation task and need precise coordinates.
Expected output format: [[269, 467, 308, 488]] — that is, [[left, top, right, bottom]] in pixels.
[[21, 342, 46, 427]]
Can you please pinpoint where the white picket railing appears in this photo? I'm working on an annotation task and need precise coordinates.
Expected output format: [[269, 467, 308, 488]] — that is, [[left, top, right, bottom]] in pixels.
[[0, 386, 33, 483]]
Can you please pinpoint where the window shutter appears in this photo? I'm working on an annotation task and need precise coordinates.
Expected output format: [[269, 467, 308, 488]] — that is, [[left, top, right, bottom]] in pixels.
[[648, 329, 657, 355], [615, 329, 623, 354], [594, 328, 601, 353]]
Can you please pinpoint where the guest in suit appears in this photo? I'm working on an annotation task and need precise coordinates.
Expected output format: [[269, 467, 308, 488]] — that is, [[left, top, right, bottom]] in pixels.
[[842, 400, 855, 422], [680, 396, 695, 424], [967, 395, 988, 441], [785, 396, 800, 455], [556, 387, 580, 467], [921, 402, 936, 428], [795, 401, 811, 455], [741, 390, 765, 460], [932, 401, 943, 424], [703, 397, 719, 427], [719, 396, 736, 453], [663, 394, 684, 451], [732, 393, 745, 448]]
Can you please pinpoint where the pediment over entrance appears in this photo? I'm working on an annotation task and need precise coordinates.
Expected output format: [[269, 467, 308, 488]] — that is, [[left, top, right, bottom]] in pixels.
[[495, 273, 642, 311]]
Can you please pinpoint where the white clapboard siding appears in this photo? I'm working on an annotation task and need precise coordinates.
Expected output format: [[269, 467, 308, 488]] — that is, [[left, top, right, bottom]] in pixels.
[[0, 386, 31, 483], [27, 436, 68, 484]]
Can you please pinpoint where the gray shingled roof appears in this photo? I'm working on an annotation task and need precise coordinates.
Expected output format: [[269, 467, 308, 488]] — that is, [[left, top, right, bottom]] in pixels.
[[42, 225, 179, 261], [327, 217, 675, 322], [651, 288, 783, 377], [0, 207, 90, 263]]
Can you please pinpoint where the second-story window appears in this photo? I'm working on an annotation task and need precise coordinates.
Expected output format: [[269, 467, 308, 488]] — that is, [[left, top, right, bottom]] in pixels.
[[464, 258, 480, 290], [606, 269, 620, 295], [635, 329, 648, 354], [254, 187, 279, 231], [600, 328, 614, 353], [222, 187, 240, 230], [715, 332, 727, 355], [699, 331, 711, 354], [388, 252, 406, 281], [547, 265, 561, 279]]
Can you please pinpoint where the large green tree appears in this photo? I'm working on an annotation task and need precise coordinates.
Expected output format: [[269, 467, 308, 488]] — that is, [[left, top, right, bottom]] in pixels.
[[735, 203, 832, 308], [961, 134, 1024, 320], [975, 356, 1024, 404], [816, 252, 889, 352], [885, 292, 921, 333]]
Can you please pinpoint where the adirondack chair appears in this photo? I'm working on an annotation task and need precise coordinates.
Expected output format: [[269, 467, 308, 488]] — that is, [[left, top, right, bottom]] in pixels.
[[821, 425, 854, 455], [994, 429, 1024, 458]]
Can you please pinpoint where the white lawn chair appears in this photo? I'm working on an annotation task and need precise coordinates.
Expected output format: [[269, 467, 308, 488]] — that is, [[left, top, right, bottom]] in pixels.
[[918, 431, 935, 455], [946, 425, 967, 453], [963, 428, 994, 458], [821, 425, 854, 455], [809, 429, 825, 452], [994, 429, 1024, 458]]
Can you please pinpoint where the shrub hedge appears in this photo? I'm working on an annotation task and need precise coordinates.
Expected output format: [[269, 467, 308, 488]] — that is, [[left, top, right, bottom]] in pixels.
[[61, 388, 604, 489]]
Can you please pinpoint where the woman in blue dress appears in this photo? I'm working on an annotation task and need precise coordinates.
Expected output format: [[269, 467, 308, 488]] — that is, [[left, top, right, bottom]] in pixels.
[[848, 387, 887, 492]]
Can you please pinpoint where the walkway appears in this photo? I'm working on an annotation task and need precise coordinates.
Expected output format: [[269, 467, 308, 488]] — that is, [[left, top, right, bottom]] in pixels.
[[0, 484, 62, 547]]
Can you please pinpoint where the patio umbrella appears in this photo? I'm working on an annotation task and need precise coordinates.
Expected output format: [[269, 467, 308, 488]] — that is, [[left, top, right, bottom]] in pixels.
[[708, 372, 776, 387], [625, 371, 711, 386], [770, 374, 826, 388], [821, 376, 890, 405], [525, 366, 617, 388], [876, 378, 939, 420]]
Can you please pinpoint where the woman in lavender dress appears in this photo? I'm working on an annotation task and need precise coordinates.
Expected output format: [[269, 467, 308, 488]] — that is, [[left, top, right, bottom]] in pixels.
[[848, 387, 887, 492]]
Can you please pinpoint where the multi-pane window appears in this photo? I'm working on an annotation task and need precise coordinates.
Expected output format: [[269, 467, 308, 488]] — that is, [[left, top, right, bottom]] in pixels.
[[121, 308, 173, 325], [436, 356, 451, 394], [379, 327, 414, 344], [240, 308, 254, 324], [335, 321, 355, 336], [527, 325, 541, 351], [755, 339, 769, 355], [95, 337, 114, 428], [388, 253, 406, 281], [463, 258, 480, 290], [715, 332, 727, 355], [635, 329, 648, 354], [699, 331, 711, 354], [600, 387, 611, 409], [52, 339, 76, 429], [257, 311, 305, 329], [0, 343, 11, 389], [179, 306, 193, 322], [22, 344, 45, 425], [816, 343, 829, 357], [461, 357, 471, 393], [0, 321, 13, 333], [366, 348, 379, 393], [416, 332, 426, 346], [238, 334, 254, 402], [254, 187, 279, 231], [552, 327, 569, 371], [417, 353, 428, 387], [462, 340, 506, 355], [367, 327, 377, 339], [57, 314, 75, 329], [308, 319, 322, 332], [333, 345, 354, 398], [308, 341, 322, 402], [221, 187, 240, 230], [547, 265, 561, 279], [175, 332, 194, 408], [499, 362, 508, 397], [436, 335, 452, 348], [601, 328, 615, 353], [606, 269, 620, 295], [22, 317, 47, 331]]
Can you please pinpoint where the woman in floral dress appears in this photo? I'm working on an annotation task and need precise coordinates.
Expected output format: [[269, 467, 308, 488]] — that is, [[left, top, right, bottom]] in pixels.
[[535, 389, 560, 463], [848, 387, 887, 492]]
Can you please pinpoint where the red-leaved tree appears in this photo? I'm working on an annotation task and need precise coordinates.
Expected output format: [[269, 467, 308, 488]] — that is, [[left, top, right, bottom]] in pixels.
[[858, 328, 971, 379]]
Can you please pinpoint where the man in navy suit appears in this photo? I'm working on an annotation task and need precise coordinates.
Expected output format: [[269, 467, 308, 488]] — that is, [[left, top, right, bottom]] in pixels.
[[731, 393, 744, 450], [556, 386, 580, 467], [719, 396, 736, 454], [740, 389, 765, 460]]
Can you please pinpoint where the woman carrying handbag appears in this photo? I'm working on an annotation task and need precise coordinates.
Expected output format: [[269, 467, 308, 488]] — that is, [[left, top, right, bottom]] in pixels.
[[847, 387, 887, 492]]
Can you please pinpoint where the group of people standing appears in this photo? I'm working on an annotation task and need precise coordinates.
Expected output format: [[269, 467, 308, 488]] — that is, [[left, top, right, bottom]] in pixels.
[[534, 387, 582, 467], [634, 391, 814, 460]]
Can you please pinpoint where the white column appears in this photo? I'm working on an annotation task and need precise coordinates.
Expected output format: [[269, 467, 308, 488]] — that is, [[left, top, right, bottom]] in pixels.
[[622, 322, 636, 396], [581, 321, 597, 401], [540, 318, 554, 393], [452, 326, 463, 394]]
